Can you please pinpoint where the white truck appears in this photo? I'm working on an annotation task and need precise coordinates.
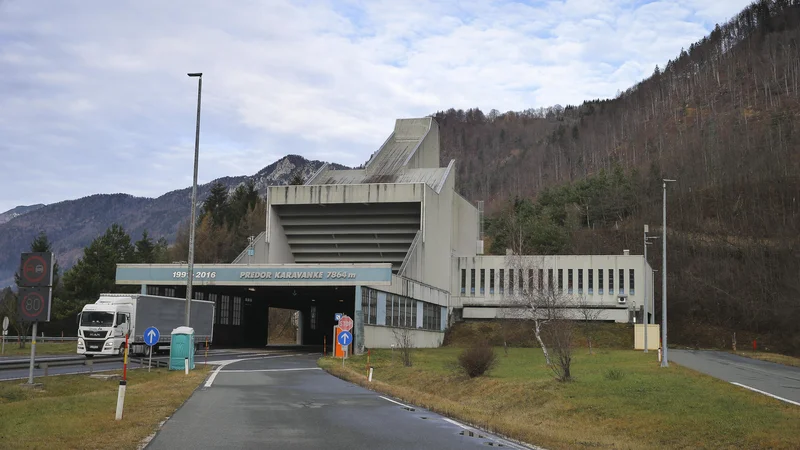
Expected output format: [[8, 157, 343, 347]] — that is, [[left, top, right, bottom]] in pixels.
[[77, 293, 215, 357]]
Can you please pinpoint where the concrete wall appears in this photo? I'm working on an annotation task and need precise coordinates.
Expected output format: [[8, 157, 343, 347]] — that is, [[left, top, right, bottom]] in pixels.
[[368, 274, 449, 307], [266, 206, 294, 263], [451, 191, 479, 257], [452, 254, 653, 323], [419, 183, 453, 292], [363, 325, 444, 348], [269, 183, 424, 205], [405, 118, 440, 170]]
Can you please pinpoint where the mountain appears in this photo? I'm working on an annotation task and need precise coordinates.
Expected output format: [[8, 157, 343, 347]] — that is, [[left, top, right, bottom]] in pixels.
[[0, 155, 344, 288], [435, 0, 800, 353], [0, 204, 46, 224]]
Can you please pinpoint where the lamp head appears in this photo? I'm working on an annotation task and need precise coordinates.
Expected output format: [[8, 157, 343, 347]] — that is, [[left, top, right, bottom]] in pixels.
[[187, 72, 203, 77]]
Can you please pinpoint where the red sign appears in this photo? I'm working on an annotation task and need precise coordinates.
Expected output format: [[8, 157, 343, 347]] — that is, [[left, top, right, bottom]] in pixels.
[[338, 315, 353, 331], [20, 252, 53, 287]]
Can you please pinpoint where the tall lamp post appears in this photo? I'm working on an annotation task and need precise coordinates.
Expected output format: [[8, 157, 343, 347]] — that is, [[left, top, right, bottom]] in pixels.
[[185, 72, 203, 327], [661, 179, 676, 367], [643, 225, 658, 353]]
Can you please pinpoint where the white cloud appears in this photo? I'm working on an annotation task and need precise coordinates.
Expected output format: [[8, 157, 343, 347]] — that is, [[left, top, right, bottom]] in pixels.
[[0, 0, 753, 212]]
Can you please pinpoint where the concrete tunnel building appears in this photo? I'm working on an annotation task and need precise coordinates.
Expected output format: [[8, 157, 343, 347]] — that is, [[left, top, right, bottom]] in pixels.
[[115, 117, 654, 353]]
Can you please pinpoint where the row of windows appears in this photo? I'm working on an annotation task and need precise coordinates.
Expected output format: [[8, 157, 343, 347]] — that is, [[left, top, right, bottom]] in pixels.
[[461, 268, 636, 296], [361, 287, 442, 331], [195, 292, 243, 326]]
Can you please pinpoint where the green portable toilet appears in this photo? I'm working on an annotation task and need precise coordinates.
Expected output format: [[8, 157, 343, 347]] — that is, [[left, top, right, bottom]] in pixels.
[[169, 326, 195, 370]]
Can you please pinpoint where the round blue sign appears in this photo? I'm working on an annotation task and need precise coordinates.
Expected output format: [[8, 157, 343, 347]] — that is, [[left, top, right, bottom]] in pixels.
[[144, 326, 160, 346], [337, 330, 352, 346]]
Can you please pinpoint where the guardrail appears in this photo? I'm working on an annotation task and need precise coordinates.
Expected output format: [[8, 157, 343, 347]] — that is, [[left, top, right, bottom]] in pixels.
[[3, 336, 79, 342], [0, 354, 169, 375]]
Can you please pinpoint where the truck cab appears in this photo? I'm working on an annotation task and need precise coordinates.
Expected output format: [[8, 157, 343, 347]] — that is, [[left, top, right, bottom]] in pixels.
[[77, 298, 133, 357]]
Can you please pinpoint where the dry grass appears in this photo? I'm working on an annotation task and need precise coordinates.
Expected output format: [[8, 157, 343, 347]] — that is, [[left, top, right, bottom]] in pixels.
[[1, 342, 77, 357], [0, 366, 210, 450], [732, 350, 800, 368], [319, 348, 800, 450]]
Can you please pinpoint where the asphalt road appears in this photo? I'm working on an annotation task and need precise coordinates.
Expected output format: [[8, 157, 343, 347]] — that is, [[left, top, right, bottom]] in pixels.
[[145, 353, 535, 450], [671, 349, 800, 405], [0, 349, 284, 382]]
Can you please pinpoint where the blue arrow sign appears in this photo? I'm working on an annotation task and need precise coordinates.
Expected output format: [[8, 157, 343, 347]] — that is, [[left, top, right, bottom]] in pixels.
[[335, 313, 343, 321], [337, 330, 352, 346], [144, 326, 160, 346]]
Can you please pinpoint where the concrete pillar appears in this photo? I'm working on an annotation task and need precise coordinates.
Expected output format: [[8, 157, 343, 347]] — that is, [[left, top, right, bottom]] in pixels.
[[141, 284, 147, 295], [354, 286, 364, 355], [296, 310, 303, 345]]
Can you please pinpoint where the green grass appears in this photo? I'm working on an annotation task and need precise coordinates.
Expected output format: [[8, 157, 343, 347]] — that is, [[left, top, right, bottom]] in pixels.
[[320, 347, 800, 450], [1, 342, 77, 357], [0, 366, 210, 449]]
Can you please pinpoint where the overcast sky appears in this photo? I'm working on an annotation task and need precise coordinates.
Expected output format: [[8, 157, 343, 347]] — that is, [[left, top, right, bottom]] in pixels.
[[0, 0, 751, 213]]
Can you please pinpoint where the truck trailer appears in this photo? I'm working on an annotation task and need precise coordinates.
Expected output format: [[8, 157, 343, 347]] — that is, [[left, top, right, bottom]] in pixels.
[[77, 293, 215, 357]]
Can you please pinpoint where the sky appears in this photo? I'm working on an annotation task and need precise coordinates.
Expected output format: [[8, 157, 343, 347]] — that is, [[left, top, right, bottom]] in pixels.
[[0, 0, 752, 213]]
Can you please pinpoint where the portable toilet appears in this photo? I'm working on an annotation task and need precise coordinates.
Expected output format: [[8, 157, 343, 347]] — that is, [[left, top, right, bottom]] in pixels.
[[169, 326, 195, 370]]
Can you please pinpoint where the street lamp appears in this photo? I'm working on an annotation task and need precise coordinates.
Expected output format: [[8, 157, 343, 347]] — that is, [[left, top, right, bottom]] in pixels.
[[643, 225, 658, 353], [185, 72, 203, 327], [661, 179, 676, 367]]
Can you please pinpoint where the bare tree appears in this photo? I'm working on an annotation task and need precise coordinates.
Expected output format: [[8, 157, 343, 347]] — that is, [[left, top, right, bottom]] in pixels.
[[545, 317, 576, 381], [576, 298, 605, 354], [392, 327, 413, 367]]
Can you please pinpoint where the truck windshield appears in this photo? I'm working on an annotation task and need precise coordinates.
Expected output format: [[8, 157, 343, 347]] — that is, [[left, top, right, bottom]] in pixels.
[[80, 312, 114, 327]]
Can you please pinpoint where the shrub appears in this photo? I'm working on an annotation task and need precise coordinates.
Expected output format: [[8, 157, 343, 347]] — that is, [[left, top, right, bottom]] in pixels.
[[457, 341, 497, 378], [604, 368, 625, 380]]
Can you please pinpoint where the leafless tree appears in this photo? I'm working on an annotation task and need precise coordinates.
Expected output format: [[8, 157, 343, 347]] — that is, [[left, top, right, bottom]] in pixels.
[[545, 317, 576, 382], [392, 327, 413, 367], [576, 298, 605, 354]]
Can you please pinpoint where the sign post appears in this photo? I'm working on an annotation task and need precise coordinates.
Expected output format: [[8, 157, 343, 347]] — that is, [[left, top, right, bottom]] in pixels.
[[1, 317, 7, 355], [337, 330, 352, 368], [143, 326, 160, 372], [18, 252, 54, 387]]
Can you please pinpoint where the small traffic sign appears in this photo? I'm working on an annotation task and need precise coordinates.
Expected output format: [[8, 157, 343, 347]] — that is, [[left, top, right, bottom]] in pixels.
[[19, 252, 54, 287], [337, 330, 352, 346], [338, 315, 353, 331], [144, 327, 160, 346], [2, 317, 8, 331], [334, 313, 343, 321]]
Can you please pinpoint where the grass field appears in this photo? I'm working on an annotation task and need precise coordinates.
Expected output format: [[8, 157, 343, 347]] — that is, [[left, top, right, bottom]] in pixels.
[[1, 342, 77, 357], [319, 347, 800, 450], [732, 350, 800, 368], [0, 366, 209, 449]]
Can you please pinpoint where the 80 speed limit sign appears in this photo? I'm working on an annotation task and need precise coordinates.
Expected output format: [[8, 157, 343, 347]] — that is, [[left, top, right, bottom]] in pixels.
[[17, 287, 52, 322]]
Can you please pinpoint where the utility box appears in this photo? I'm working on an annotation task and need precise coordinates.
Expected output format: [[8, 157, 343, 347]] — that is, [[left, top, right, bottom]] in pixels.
[[169, 326, 195, 370], [634, 324, 660, 350]]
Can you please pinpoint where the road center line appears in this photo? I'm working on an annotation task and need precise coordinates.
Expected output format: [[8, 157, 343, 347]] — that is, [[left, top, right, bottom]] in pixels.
[[731, 382, 800, 406], [220, 367, 321, 373]]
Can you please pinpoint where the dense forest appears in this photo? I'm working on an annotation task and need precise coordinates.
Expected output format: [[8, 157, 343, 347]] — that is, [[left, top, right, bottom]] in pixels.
[[437, 0, 800, 354]]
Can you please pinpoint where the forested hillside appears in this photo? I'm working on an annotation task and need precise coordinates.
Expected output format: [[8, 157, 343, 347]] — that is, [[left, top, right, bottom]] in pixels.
[[437, 0, 800, 353]]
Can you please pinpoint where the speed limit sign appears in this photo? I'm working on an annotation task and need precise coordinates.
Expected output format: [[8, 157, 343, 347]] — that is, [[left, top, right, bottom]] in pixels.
[[17, 287, 52, 323]]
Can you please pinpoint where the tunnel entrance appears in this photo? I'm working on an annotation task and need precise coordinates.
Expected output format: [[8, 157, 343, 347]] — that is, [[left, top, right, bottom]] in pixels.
[[186, 285, 355, 349]]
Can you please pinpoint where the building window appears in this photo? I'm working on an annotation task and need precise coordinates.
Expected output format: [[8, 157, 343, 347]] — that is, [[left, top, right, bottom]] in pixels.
[[195, 292, 205, 300], [528, 269, 534, 293], [608, 269, 614, 294], [411, 299, 418, 327], [499, 269, 505, 294], [598, 269, 603, 295], [147, 286, 158, 295], [567, 269, 573, 294], [548, 269, 554, 292], [232, 296, 241, 326], [518, 269, 524, 292], [385, 295, 393, 326], [310, 305, 317, 330], [558, 269, 564, 292], [619, 269, 625, 295], [165, 287, 175, 297], [588, 269, 594, 295], [480, 269, 485, 295], [361, 288, 378, 325], [578, 269, 583, 294], [470, 269, 475, 295], [508, 269, 514, 295], [393, 295, 400, 327], [461, 269, 466, 294], [539, 269, 544, 290], [629, 269, 635, 295], [422, 303, 441, 331], [489, 269, 495, 294], [221, 295, 230, 325]]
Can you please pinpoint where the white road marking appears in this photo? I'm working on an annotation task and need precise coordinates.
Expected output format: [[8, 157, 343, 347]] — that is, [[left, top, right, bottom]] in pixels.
[[379, 395, 414, 409], [220, 367, 321, 373], [203, 354, 306, 388], [731, 382, 800, 406]]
